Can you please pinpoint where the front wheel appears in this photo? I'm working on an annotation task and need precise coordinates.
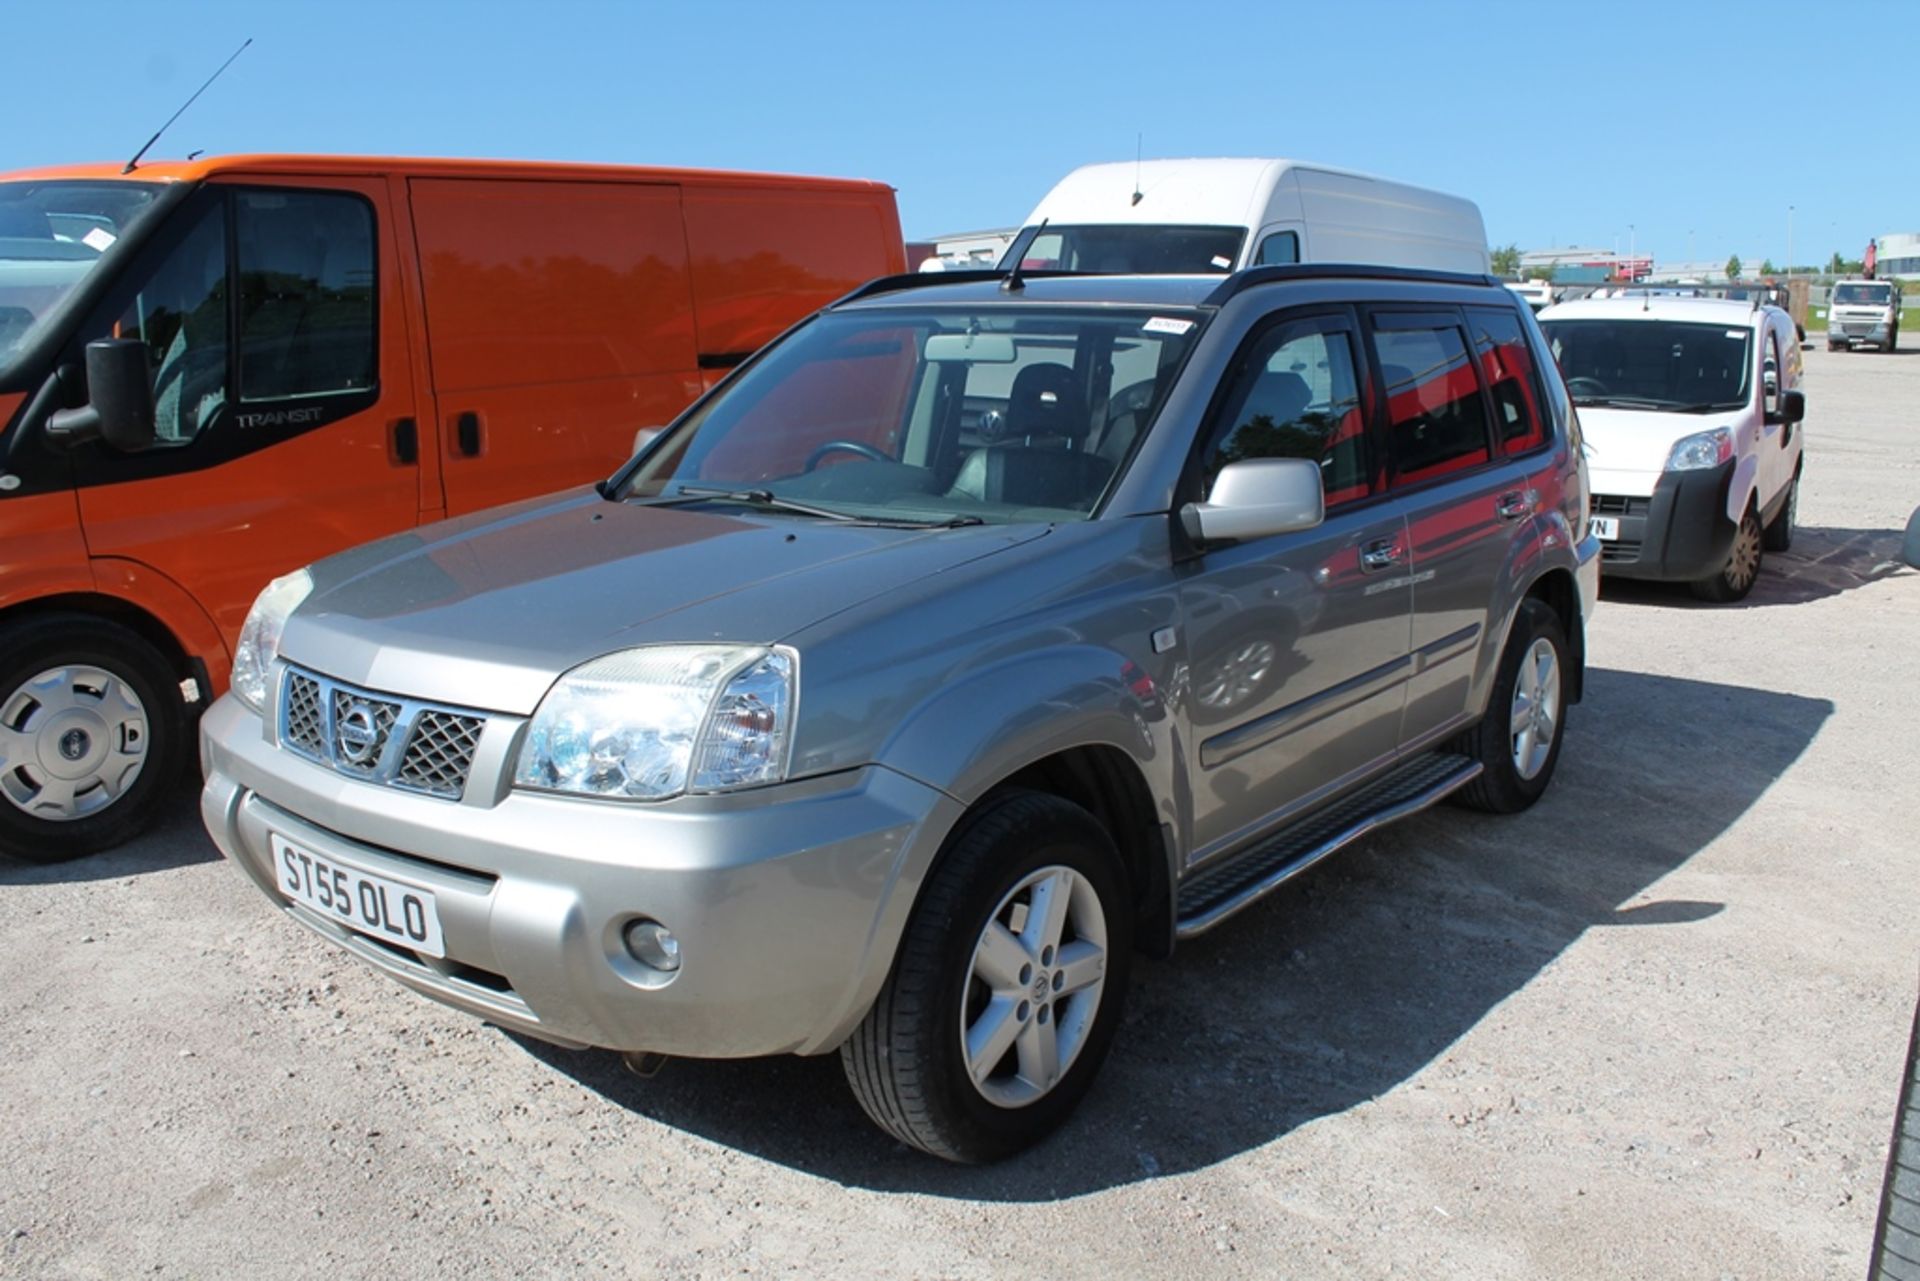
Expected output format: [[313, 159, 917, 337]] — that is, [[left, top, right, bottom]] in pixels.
[[0, 616, 187, 862], [1762, 472, 1798, 552], [1690, 507, 1764, 603], [840, 791, 1132, 1162], [1450, 598, 1569, 814]]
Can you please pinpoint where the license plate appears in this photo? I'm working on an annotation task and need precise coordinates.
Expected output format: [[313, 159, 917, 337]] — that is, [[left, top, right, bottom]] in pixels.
[[1590, 516, 1619, 541], [269, 832, 446, 958]]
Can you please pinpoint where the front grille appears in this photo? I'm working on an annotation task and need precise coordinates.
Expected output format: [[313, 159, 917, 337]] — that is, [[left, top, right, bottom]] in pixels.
[[1591, 494, 1650, 517], [279, 667, 488, 801], [398, 710, 485, 799]]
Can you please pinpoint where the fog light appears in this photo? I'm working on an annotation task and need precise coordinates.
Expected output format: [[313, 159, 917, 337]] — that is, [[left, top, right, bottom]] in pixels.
[[623, 919, 681, 973]]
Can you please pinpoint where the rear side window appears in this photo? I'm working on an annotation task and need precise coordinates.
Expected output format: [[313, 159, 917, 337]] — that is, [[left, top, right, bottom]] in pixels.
[[1200, 318, 1370, 508], [1466, 306, 1548, 455], [234, 190, 375, 402], [1373, 317, 1493, 487]]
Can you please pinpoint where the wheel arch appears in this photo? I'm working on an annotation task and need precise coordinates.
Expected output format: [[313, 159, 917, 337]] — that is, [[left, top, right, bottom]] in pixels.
[[1522, 568, 1585, 705]]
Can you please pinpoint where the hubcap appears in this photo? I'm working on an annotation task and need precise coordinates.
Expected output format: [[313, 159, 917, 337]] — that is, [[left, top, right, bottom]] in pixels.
[[1508, 638, 1561, 781], [1725, 515, 1762, 592], [960, 865, 1108, 1108], [0, 665, 149, 822]]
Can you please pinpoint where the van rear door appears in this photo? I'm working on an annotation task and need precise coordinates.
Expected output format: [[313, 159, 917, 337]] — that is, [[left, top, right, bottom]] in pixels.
[[72, 174, 427, 651], [408, 179, 703, 516]]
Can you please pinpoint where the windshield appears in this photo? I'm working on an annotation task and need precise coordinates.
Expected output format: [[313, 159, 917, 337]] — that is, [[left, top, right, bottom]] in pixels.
[[1833, 282, 1894, 306], [0, 180, 165, 378], [622, 305, 1205, 525], [1000, 225, 1246, 275], [1540, 318, 1753, 412]]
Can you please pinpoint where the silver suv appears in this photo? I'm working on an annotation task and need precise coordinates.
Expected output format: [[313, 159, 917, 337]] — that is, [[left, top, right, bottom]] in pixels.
[[201, 265, 1600, 1162]]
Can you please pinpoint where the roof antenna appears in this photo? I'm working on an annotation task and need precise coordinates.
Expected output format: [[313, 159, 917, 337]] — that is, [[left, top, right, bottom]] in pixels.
[[124, 38, 252, 174], [1131, 133, 1144, 206], [1002, 218, 1046, 293]]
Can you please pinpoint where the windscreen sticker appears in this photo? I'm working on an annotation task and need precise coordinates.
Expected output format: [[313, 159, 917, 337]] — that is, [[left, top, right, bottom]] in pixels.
[[1725, 329, 1746, 339], [81, 227, 116, 252], [1210, 255, 1233, 269], [1144, 316, 1196, 336]]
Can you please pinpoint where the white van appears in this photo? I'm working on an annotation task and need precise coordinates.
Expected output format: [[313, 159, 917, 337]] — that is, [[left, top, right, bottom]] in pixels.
[[998, 158, 1488, 275], [1826, 278, 1900, 352], [1537, 295, 1805, 603]]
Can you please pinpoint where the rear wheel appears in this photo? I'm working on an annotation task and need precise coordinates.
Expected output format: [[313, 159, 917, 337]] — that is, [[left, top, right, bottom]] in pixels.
[[0, 616, 187, 862], [840, 790, 1132, 1162], [1451, 598, 1569, 814], [1691, 507, 1764, 603]]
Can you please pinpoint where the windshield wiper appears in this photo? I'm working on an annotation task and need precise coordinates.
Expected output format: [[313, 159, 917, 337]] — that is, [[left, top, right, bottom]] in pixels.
[[664, 486, 986, 529], [1571, 395, 1680, 409]]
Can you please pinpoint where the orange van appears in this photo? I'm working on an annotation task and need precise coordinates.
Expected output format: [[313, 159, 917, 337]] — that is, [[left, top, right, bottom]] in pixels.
[[0, 154, 906, 859]]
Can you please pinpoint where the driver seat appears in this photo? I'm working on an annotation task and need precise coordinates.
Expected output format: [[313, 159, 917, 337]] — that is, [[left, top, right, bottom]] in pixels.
[[947, 363, 1111, 509]]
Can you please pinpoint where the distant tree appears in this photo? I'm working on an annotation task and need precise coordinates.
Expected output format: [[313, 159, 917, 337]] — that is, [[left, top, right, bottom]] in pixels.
[[1759, 258, 1778, 276], [1725, 253, 1742, 280], [1490, 244, 1522, 276], [1828, 252, 1864, 275]]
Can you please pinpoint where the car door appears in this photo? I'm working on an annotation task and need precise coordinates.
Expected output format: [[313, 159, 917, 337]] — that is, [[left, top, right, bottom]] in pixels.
[[1176, 307, 1413, 861], [1370, 305, 1530, 747], [72, 176, 426, 651]]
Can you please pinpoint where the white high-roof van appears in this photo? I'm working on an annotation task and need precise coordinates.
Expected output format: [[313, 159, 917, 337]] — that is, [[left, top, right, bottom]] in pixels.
[[999, 158, 1489, 275]]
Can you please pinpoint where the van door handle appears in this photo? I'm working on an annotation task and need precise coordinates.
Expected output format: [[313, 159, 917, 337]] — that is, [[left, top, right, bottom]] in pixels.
[[390, 417, 418, 465], [455, 411, 482, 457], [1359, 538, 1403, 573], [1496, 489, 1535, 521]]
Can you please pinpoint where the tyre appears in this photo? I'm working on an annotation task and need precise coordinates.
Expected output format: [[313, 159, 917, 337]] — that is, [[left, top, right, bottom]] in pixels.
[[840, 790, 1132, 1162], [1828, 339, 1844, 352], [0, 615, 187, 862], [1761, 471, 1798, 553], [1690, 506, 1764, 603], [1450, 598, 1569, 814], [1888, 326, 1900, 354]]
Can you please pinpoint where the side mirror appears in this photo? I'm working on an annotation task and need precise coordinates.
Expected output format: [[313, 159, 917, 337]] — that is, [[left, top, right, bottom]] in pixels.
[[1770, 389, 1805, 426], [45, 339, 157, 452], [632, 426, 663, 455], [1180, 458, 1325, 544]]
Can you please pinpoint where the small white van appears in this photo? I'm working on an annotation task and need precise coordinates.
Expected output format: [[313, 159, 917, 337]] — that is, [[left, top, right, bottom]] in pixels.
[[998, 158, 1489, 275], [1537, 295, 1805, 602]]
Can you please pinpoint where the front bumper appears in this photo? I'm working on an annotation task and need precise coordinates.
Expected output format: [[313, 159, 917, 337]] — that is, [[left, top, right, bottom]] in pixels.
[[1830, 319, 1892, 345], [200, 694, 963, 1058], [1590, 460, 1737, 582]]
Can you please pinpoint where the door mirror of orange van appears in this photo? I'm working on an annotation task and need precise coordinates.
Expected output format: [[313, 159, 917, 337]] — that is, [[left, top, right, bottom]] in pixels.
[[45, 339, 158, 453]]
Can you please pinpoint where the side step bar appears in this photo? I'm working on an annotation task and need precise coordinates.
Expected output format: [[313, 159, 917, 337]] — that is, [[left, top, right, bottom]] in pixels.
[[1173, 752, 1482, 940]]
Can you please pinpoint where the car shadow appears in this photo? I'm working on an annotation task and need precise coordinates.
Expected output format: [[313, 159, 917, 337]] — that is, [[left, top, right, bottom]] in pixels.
[[510, 666, 1830, 1199], [1600, 524, 1913, 610], [0, 785, 216, 884]]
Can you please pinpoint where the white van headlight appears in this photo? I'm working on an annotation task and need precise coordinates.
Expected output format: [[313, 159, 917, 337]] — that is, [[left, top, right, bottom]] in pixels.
[[231, 569, 313, 713], [515, 645, 797, 801], [1665, 427, 1734, 472]]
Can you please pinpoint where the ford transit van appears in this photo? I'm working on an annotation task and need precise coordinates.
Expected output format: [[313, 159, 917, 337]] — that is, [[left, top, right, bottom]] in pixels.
[[0, 154, 904, 859], [999, 158, 1488, 276]]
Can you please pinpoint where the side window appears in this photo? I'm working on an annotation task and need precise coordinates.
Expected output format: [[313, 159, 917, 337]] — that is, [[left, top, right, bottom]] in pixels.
[[234, 190, 375, 402], [1373, 318, 1494, 487], [1256, 231, 1300, 265], [1200, 320, 1370, 508], [1466, 307, 1548, 455], [110, 199, 229, 446]]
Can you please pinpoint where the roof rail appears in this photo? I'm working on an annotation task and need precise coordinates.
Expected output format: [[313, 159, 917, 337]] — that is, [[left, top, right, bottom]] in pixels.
[[1203, 262, 1501, 306], [831, 267, 1109, 306]]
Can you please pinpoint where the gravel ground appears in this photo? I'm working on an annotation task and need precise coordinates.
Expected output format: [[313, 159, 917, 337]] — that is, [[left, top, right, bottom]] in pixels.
[[3, 342, 1917, 1279]]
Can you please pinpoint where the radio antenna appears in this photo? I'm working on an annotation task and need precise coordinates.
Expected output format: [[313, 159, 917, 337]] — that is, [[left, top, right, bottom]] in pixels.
[[123, 38, 252, 174], [1131, 133, 1144, 206]]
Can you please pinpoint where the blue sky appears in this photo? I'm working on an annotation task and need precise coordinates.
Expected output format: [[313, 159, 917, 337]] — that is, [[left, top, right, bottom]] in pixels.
[[7, 0, 1911, 268]]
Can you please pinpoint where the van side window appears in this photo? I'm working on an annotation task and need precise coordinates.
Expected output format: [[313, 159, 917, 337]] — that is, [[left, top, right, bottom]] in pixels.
[[1200, 319, 1370, 508], [1466, 307, 1548, 454], [1256, 231, 1299, 265], [110, 199, 229, 446], [234, 190, 376, 402], [1374, 319, 1493, 487]]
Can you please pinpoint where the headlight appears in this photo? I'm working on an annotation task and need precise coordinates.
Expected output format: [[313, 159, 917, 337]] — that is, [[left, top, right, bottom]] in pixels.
[[230, 569, 313, 713], [515, 645, 797, 801], [1665, 427, 1734, 472]]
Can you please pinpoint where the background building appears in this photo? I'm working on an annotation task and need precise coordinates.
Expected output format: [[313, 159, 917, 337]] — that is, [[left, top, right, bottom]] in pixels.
[[1519, 247, 1652, 283], [1874, 233, 1920, 280]]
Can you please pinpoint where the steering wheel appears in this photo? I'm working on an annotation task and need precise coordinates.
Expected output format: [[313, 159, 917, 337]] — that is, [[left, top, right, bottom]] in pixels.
[[1564, 376, 1609, 397], [804, 440, 892, 471]]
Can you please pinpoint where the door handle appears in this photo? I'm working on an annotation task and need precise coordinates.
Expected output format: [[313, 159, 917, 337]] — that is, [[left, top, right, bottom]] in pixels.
[[390, 417, 418, 465], [455, 411, 483, 457], [1359, 538, 1403, 573], [1496, 489, 1536, 521]]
